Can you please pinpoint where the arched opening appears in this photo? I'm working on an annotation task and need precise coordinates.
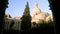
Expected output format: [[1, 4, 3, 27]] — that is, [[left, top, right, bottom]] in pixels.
[[0, 0, 59, 34]]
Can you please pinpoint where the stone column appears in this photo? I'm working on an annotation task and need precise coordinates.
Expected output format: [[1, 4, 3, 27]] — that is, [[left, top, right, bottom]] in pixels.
[[48, 0, 60, 34], [0, 0, 8, 34]]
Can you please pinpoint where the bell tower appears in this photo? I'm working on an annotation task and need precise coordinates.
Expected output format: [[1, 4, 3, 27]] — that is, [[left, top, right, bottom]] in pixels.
[[31, 2, 41, 17]]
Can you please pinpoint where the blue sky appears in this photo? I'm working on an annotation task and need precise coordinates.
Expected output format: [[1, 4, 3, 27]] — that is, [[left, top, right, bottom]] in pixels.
[[5, 0, 52, 18]]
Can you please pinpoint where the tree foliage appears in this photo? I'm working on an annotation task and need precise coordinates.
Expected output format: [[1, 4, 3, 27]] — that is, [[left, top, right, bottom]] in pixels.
[[21, 2, 31, 31]]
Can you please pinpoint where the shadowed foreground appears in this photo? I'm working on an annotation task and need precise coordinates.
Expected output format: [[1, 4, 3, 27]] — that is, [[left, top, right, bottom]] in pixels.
[[3, 30, 20, 34], [31, 24, 54, 34], [3, 22, 54, 34]]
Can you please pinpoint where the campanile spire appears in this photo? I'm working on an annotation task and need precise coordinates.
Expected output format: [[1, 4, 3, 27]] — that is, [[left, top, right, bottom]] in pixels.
[[31, 2, 41, 17], [34, 1, 38, 8]]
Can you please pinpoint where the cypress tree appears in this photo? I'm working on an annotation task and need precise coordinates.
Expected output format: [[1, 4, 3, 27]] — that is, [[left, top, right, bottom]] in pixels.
[[21, 2, 31, 32]]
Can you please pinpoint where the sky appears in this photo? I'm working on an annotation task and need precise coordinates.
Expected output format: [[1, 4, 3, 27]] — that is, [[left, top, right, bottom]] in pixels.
[[5, 0, 52, 18]]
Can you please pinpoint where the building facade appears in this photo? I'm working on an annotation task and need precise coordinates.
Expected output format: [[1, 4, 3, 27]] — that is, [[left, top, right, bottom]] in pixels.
[[4, 2, 53, 30]]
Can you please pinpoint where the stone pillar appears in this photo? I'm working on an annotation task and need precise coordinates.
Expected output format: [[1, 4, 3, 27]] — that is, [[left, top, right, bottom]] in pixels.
[[48, 0, 60, 34], [0, 0, 8, 34]]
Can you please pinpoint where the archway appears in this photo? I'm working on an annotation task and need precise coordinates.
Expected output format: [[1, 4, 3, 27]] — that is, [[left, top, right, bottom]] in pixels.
[[0, 0, 59, 34]]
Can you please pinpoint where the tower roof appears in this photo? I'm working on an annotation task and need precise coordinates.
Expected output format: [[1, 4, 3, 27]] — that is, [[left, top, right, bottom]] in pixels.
[[34, 2, 38, 8], [31, 2, 41, 17]]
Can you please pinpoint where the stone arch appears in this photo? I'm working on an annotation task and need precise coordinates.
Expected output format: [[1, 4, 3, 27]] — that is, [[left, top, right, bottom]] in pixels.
[[0, 0, 58, 34]]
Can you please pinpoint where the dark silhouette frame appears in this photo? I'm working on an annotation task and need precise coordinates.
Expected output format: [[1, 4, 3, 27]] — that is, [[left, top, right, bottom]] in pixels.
[[0, 0, 59, 34]]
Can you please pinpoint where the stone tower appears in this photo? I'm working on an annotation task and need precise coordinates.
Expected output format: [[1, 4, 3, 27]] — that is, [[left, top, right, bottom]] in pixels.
[[31, 2, 41, 17]]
